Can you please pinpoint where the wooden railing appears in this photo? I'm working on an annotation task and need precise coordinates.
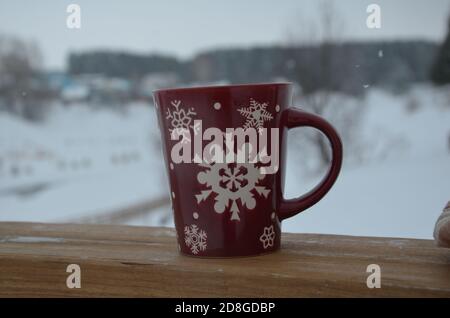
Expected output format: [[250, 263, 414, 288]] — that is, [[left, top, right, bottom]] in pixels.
[[0, 222, 449, 297]]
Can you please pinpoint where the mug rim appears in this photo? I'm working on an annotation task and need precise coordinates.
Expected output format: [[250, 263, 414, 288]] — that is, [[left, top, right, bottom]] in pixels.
[[153, 82, 292, 95]]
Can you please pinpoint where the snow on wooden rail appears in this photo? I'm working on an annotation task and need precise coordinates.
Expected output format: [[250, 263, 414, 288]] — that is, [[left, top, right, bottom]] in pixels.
[[0, 222, 449, 297]]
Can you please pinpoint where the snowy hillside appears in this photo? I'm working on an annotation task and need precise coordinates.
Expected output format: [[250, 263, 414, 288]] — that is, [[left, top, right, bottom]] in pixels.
[[0, 85, 449, 239], [284, 85, 450, 238]]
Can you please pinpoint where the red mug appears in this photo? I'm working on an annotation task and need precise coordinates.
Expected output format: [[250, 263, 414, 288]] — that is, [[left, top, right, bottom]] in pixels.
[[154, 83, 342, 257]]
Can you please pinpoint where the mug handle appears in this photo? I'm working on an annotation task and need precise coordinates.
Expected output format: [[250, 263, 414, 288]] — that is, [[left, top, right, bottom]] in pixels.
[[278, 108, 343, 220]]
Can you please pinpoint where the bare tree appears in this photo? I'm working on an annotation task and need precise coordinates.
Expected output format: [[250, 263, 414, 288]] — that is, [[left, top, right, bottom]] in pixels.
[[0, 34, 51, 121], [286, 0, 365, 171]]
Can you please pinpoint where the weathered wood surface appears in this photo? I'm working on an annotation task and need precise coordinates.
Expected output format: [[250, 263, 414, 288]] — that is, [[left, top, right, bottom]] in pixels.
[[0, 222, 449, 297]]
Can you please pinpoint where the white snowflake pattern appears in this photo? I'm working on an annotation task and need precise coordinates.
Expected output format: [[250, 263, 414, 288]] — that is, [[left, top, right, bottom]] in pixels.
[[184, 224, 207, 254], [238, 98, 273, 132], [195, 143, 271, 221], [259, 225, 275, 249], [166, 100, 197, 143]]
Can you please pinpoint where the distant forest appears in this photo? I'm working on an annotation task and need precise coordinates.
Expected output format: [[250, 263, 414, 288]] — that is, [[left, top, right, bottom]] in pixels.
[[68, 40, 438, 95]]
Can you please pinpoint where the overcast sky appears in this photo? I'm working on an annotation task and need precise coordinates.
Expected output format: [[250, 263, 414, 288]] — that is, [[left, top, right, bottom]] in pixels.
[[0, 0, 449, 69]]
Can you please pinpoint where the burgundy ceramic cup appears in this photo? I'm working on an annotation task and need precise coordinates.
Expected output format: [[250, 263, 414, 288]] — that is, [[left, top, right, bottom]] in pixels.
[[154, 83, 342, 257]]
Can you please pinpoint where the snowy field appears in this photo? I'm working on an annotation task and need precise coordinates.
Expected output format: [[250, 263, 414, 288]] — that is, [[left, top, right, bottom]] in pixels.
[[0, 103, 169, 224], [0, 85, 449, 239]]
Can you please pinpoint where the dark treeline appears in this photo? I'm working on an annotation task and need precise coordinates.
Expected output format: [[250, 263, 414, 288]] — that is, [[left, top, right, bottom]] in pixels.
[[68, 40, 438, 95], [68, 52, 181, 78]]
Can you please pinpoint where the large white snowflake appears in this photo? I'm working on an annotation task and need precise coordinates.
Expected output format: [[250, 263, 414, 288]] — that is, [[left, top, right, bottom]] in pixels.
[[166, 100, 197, 143], [195, 143, 271, 221], [238, 98, 273, 132], [184, 224, 207, 254]]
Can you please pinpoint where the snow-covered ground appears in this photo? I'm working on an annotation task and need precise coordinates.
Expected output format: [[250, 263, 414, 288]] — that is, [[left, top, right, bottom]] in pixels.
[[0, 103, 169, 223], [0, 85, 449, 239], [284, 85, 450, 238]]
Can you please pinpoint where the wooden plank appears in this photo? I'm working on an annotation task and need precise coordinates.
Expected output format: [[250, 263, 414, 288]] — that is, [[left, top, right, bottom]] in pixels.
[[0, 222, 449, 297]]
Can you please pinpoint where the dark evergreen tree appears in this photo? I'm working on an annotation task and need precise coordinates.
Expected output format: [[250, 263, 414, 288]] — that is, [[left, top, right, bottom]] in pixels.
[[431, 15, 450, 85]]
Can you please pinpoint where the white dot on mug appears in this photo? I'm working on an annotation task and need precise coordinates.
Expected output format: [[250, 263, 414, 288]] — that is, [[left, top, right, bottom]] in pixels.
[[275, 105, 280, 112], [193, 212, 199, 219], [213, 102, 221, 110], [172, 191, 176, 199], [271, 212, 276, 220], [169, 162, 174, 170]]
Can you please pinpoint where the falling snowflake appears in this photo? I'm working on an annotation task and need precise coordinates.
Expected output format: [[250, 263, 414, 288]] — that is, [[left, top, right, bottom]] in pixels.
[[184, 224, 207, 254], [259, 225, 275, 249], [238, 98, 273, 132], [166, 100, 197, 143], [195, 143, 271, 221]]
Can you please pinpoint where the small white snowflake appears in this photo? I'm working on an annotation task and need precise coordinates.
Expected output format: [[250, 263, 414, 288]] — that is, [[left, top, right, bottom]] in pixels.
[[184, 224, 207, 254], [259, 225, 275, 249], [238, 98, 273, 132], [166, 100, 197, 143]]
